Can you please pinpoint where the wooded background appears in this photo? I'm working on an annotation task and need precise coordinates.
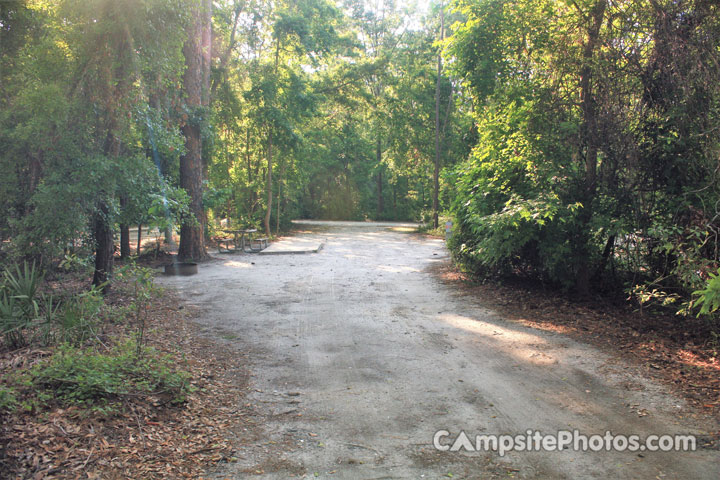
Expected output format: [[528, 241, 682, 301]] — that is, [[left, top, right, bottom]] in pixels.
[[1, 0, 719, 317]]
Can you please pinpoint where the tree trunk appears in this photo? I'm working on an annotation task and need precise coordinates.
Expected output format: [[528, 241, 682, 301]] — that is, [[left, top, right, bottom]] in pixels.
[[200, 0, 212, 107], [594, 234, 615, 282], [574, 0, 607, 297], [433, 1, 444, 229], [92, 123, 120, 292], [376, 136, 383, 218], [179, 121, 207, 261], [264, 130, 273, 236], [28, 154, 42, 200], [178, 0, 210, 262], [245, 129, 253, 181], [92, 201, 114, 293], [120, 224, 130, 259], [119, 195, 130, 259], [264, 40, 281, 237], [276, 157, 285, 234], [137, 224, 143, 255], [164, 226, 174, 247]]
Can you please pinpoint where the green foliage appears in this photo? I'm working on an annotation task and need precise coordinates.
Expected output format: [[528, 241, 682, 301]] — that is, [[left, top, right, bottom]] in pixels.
[[448, 86, 584, 285], [118, 154, 193, 234], [694, 269, 720, 317], [0, 0, 190, 282], [30, 340, 193, 411], [0, 262, 44, 349], [0, 384, 18, 412], [58, 253, 94, 274], [208, 0, 466, 229], [51, 286, 104, 346], [447, 0, 720, 305], [3, 0, 714, 321], [0, 261, 106, 349], [115, 262, 158, 353]]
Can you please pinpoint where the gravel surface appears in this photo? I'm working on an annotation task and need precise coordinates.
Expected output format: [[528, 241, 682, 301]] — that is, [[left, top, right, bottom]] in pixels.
[[158, 221, 719, 479]]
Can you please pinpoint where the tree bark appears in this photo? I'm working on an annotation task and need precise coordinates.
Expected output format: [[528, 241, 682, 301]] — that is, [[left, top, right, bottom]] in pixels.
[[120, 224, 131, 259], [433, 1, 444, 229], [264, 130, 274, 236], [200, 0, 212, 107], [119, 195, 130, 259], [264, 39, 281, 237], [164, 226, 174, 247], [276, 157, 285, 234], [137, 224, 143, 255], [376, 136, 384, 218], [179, 120, 207, 261], [594, 234, 615, 282], [178, 0, 211, 262]]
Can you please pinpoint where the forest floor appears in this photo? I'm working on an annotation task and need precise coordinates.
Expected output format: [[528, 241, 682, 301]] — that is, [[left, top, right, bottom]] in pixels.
[[2, 221, 718, 479], [0, 256, 259, 479], [159, 221, 718, 479]]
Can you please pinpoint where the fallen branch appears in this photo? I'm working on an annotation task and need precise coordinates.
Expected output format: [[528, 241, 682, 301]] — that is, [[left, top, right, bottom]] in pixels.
[[343, 443, 381, 455]]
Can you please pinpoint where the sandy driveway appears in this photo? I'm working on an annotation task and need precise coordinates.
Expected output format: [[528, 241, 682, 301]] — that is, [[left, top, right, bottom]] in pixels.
[[158, 221, 718, 479]]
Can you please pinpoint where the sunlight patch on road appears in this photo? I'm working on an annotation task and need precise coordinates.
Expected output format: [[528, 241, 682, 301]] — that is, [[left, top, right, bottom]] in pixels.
[[222, 260, 254, 269], [438, 313, 558, 365], [387, 226, 418, 233], [377, 265, 421, 273]]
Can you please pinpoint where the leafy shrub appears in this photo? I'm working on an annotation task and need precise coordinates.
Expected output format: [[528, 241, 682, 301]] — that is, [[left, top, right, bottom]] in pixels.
[[0, 262, 43, 349], [30, 340, 192, 411], [51, 286, 103, 345], [58, 253, 94, 274], [694, 268, 720, 317], [115, 263, 159, 352], [0, 262, 103, 349], [447, 87, 595, 288], [0, 385, 18, 412]]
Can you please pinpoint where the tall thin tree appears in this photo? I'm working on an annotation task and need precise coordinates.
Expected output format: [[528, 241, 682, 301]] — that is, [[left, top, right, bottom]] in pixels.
[[433, 0, 444, 229]]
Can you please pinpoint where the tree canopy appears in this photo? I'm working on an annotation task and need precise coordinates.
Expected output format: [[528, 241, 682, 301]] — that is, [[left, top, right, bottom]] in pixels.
[[1, 0, 719, 320]]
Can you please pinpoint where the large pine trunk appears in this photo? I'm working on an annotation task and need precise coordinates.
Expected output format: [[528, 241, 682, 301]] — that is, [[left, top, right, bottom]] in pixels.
[[178, 0, 210, 262], [179, 119, 206, 261]]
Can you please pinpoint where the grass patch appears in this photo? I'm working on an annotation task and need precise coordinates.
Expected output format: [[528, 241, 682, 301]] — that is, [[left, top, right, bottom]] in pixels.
[[28, 339, 193, 413]]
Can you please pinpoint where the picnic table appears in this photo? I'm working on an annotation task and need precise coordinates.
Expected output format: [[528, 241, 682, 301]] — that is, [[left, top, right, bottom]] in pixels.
[[217, 229, 268, 253]]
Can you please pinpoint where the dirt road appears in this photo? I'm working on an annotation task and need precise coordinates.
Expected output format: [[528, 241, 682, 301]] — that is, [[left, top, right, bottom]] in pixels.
[[158, 221, 718, 479]]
